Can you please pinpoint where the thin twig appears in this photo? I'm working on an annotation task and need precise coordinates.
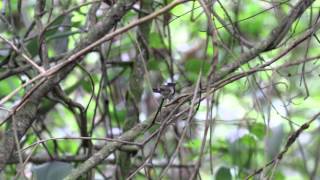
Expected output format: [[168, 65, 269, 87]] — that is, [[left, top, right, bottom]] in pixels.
[[0, 35, 45, 73]]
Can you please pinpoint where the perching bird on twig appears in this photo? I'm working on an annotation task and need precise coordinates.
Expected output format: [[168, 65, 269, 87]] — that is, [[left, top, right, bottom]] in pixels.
[[152, 82, 176, 100]]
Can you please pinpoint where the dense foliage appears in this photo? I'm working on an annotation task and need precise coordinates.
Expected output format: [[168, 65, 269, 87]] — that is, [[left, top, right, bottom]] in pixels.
[[0, 0, 319, 179]]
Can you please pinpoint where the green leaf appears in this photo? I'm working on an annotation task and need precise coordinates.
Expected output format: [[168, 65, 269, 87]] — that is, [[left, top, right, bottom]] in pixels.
[[229, 134, 257, 168], [215, 166, 232, 180], [147, 58, 166, 71], [185, 59, 210, 74], [211, 139, 228, 153], [184, 139, 202, 149], [26, 38, 39, 57], [273, 171, 285, 180], [109, 103, 127, 125], [241, 134, 256, 146], [250, 123, 265, 140], [149, 32, 164, 48], [81, 74, 98, 94], [82, 80, 92, 93], [0, 76, 21, 98], [184, 59, 210, 82]]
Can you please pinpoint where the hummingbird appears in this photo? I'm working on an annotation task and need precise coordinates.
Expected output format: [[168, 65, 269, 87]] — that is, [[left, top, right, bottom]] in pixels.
[[152, 82, 176, 99]]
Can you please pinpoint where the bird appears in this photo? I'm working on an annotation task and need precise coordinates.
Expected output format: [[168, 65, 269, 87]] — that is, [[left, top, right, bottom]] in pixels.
[[152, 82, 176, 99]]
